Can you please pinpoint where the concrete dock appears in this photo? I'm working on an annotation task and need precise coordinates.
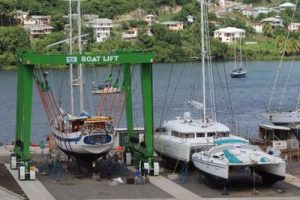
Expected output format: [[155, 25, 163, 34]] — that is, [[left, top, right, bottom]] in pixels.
[[2, 162, 300, 200], [1, 145, 300, 200]]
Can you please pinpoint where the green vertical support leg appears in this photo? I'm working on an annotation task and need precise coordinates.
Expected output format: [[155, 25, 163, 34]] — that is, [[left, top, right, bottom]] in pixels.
[[15, 64, 34, 163], [22, 65, 34, 162], [15, 64, 25, 160], [140, 63, 154, 158], [123, 64, 134, 139]]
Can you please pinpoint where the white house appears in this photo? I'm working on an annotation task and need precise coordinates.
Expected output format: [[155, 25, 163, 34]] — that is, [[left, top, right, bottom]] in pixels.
[[214, 27, 245, 43], [23, 24, 53, 36], [161, 21, 184, 31], [23, 15, 53, 36], [186, 15, 196, 24], [122, 28, 138, 40], [242, 7, 274, 18], [241, 7, 257, 18], [279, 2, 296, 10], [144, 14, 157, 26], [253, 23, 263, 33], [288, 23, 300, 32], [87, 18, 113, 42], [260, 17, 284, 28]]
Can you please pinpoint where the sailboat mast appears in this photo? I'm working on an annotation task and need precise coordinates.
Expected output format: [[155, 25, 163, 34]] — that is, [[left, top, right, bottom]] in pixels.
[[77, 0, 84, 113], [239, 37, 242, 69], [69, 0, 74, 115], [200, 0, 207, 126], [233, 44, 237, 70]]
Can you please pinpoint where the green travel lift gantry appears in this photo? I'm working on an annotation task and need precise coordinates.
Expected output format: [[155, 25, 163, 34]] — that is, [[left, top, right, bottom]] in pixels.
[[12, 50, 157, 180]]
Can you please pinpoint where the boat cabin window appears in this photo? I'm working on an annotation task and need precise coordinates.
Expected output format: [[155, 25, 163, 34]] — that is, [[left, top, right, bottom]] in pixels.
[[71, 120, 84, 132], [207, 132, 215, 137], [171, 131, 180, 137], [216, 132, 229, 137], [156, 127, 167, 132], [180, 133, 195, 138], [196, 133, 205, 137]]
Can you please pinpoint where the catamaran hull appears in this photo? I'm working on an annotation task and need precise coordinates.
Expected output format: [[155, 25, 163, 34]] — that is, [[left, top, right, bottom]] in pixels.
[[154, 137, 191, 162], [52, 129, 113, 158], [192, 158, 285, 184], [267, 111, 300, 125], [154, 136, 212, 162], [192, 158, 229, 180]]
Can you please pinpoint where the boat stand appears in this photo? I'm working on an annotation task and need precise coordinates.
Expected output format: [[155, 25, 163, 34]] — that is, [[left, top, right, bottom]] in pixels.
[[222, 182, 229, 195], [179, 162, 189, 183]]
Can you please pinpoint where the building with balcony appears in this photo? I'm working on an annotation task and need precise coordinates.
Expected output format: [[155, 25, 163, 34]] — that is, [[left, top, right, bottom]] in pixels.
[[87, 18, 113, 42], [161, 21, 184, 31], [214, 27, 245, 43]]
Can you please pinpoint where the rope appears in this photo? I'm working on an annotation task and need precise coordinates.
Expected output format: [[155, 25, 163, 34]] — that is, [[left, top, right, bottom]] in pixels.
[[159, 63, 174, 127], [222, 62, 236, 132], [267, 0, 298, 111], [164, 65, 186, 121], [279, 53, 296, 110]]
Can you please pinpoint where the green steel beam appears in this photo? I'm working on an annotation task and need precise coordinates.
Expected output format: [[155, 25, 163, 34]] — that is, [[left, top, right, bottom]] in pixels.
[[15, 64, 33, 162], [15, 64, 24, 160], [19, 51, 153, 65], [22, 65, 34, 161], [123, 64, 134, 140], [140, 63, 154, 157]]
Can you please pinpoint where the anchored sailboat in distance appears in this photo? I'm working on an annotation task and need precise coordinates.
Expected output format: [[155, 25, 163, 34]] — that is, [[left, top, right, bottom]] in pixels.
[[230, 38, 247, 78], [34, 0, 114, 163]]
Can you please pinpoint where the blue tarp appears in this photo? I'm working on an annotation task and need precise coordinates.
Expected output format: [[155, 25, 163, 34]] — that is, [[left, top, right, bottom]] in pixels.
[[223, 149, 242, 164], [215, 138, 248, 145]]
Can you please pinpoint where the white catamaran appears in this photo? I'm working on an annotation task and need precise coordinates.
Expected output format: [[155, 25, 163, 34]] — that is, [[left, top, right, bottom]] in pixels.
[[191, 0, 285, 187], [192, 137, 286, 186], [154, 1, 243, 163]]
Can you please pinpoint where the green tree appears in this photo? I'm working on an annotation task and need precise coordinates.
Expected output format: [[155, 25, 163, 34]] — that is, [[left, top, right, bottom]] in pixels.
[[0, 27, 30, 68], [0, 0, 17, 26]]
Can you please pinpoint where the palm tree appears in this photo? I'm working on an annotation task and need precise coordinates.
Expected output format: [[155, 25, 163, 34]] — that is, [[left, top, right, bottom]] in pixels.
[[262, 23, 273, 37]]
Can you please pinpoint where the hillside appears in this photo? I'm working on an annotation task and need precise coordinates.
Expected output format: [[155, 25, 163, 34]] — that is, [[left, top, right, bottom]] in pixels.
[[1, 0, 300, 68]]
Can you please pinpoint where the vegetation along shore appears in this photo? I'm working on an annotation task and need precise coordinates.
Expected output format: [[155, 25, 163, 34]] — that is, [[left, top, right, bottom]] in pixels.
[[1, 0, 300, 69]]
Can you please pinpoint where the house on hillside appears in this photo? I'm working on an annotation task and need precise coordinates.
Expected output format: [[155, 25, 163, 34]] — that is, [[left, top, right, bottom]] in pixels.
[[186, 15, 196, 25], [144, 14, 157, 26], [242, 7, 275, 18], [15, 10, 29, 25], [214, 27, 245, 43], [24, 25, 53, 36], [288, 23, 300, 32], [253, 23, 263, 33], [122, 28, 138, 40], [161, 21, 184, 31], [87, 18, 113, 42], [260, 16, 284, 28], [23, 15, 53, 36], [31, 15, 51, 25], [279, 2, 296, 10], [83, 14, 98, 21]]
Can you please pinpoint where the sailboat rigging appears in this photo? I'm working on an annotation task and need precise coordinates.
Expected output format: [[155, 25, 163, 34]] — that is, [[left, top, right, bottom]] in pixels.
[[191, 1, 285, 187], [153, 0, 240, 163], [34, 0, 115, 163], [266, 2, 300, 126]]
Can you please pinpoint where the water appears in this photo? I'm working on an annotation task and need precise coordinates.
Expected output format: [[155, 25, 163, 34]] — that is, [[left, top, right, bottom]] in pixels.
[[1, 61, 299, 144]]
